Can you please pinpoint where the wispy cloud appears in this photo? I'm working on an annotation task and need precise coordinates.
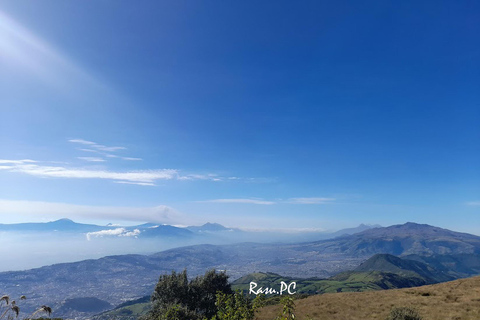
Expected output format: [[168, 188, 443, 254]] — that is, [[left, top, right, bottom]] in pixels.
[[466, 201, 480, 206], [0, 160, 175, 184], [78, 148, 99, 153], [287, 197, 335, 204], [69, 139, 96, 145], [122, 157, 142, 161], [178, 174, 222, 182], [69, 139, 123, 152], [199, 198, 276, 205], [0, 199, 185, 224], [0, 159, 36, 164], [95, 145, 126, 152], [200, 197, 336, 205], [0, 159, 231, 185], [70, 139, 143, 162], [77, 157, 106, 162], [114, 181, 156, 186]]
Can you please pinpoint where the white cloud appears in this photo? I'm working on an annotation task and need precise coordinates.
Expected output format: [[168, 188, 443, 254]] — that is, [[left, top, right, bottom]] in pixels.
[[122, 157, 143, 161], [0, 158, 237, 185], [287, 197, 335, 204], [94, 145, 126, 152], [1, 161, 176, 185], [178, 174, 222, 181], [199, 197, 336, 205], [86, 228, 141, 240], [77, 157, 106, 162], [78, 148, 99, 153], [114, 181, 156, 186], [86, 228, 126, 240], [0, 199, 185, 224], [69, 139, 96, 145], [0, 159, 36, 164], [200, 198, 276, 205]]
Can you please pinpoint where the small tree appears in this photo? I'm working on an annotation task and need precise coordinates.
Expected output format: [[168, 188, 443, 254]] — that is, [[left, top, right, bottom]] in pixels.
[[144, 269, 232, 320], [151, 269, 189, 307], [212, 291, 265, 320], [189, 269, 232, 318], [275, 297, 296, 320]]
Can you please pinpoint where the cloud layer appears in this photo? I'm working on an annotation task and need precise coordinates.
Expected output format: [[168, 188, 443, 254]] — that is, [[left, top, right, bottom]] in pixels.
[[0, 199, 184, 224], [200, 197, 335, 205], [201, 198, 276, 205]]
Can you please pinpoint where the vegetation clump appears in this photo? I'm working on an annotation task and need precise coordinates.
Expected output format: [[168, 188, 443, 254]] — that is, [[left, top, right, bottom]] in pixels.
[[386, 306, 423, 320], [0, 295, 52, 320], [143, 269, 233, 320], [212, 291, 264, 320]]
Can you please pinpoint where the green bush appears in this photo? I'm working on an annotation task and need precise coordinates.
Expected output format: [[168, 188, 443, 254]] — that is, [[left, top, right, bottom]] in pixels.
[[212, 291, 265, 320], [275, 297, 296, 320], [386, 307, 423, 320], [143, 269, 232, 320]]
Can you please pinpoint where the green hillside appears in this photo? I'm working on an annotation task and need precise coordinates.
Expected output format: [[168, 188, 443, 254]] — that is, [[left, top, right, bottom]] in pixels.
[[93, 302, 151, 320], [231, 270, 427, 295], [354, 253, 454, 283]]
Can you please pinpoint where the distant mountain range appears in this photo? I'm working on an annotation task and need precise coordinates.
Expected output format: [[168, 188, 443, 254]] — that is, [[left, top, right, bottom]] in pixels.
[[0, 218, 378, 242], [1, 222, 479, 319], [0, 218, 107, 232], [0, 218, 198, 238], [304, 222, 480, 256], [0, 218, 383, 274]]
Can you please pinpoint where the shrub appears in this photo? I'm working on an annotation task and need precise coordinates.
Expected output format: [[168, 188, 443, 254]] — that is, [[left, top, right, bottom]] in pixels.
[[275, 297, 296, 320], [143, 269, 232, 320], [212, 291, 265, 320], [386, 306, 423, 320]]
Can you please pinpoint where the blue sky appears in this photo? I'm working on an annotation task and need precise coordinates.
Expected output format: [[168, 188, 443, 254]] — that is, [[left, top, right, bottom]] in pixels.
[[0, 1, 479, 233]]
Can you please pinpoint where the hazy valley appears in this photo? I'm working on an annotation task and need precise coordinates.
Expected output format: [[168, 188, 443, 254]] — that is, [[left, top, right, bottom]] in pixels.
[[1, 221, 480, 319]]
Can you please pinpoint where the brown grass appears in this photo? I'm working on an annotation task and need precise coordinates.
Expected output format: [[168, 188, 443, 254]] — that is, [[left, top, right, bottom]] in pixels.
[[256, 276, 480, 320]]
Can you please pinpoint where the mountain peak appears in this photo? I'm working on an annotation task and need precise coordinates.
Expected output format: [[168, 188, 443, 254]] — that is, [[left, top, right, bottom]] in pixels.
[[51, 218, 75, 224], [403, 222, 430, 227], [201, 222, 227, 230], [186, 222, 234, 233], [356, 222, 445, 237]]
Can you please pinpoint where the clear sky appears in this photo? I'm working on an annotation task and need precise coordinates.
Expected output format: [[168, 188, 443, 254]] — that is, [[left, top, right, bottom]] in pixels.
[[0, 1, 479, 233]]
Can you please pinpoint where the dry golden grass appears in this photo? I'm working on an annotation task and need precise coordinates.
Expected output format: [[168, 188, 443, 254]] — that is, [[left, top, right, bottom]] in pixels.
[[256, 276, 480, 320]]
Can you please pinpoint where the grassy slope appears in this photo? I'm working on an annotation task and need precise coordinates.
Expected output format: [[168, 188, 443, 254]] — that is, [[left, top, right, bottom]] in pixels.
[[232, 270, 426, 295], [257, 276, 480, 320], [93, 302, 151, 320]]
